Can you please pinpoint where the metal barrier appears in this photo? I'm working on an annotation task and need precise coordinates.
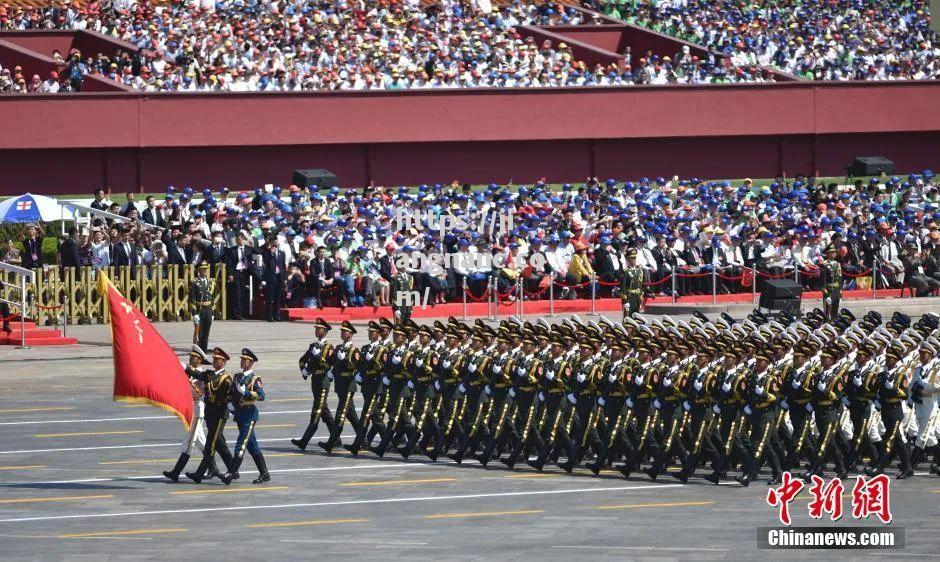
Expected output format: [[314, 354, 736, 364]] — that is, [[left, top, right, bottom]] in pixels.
[[0, 261, 35, 348], [2, 264, 226, 325]]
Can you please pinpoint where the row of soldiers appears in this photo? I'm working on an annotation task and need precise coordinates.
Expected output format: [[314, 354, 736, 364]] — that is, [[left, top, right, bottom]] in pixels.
[[289, 309, 940, 485]]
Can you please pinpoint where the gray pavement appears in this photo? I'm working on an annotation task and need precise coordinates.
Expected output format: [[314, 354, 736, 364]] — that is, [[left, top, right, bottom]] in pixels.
[[0, 316, 938, 561]]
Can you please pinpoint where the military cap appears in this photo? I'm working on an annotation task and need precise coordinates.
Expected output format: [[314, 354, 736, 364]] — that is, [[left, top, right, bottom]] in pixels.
[[197, 261, 210, 270], [380, 317, 394, 329], [241, 348, 259, 363], [189, 344, 209, 363], [824, 244, 837, 255], [314, 317, 332, 331], [635, 343, 651, 354], [470, 330, 485, 342], [418, 325, 433, 337], [459, 323, 473, 335], [446, 327, 461, 339], [367, 320, 381, 332], [212, 347, 230, 361], [625, 248, 637, 258], [886, 343, 905, 359], [755, 349, 773, 362], [340, 320, 357, 334], [922, 338, 940, 356], [448, 316, 461, 325], [407, 319, 420, 330], [432, 320, 447, 333], [474, 319, 487, 329], [892, 312, 912, 327]]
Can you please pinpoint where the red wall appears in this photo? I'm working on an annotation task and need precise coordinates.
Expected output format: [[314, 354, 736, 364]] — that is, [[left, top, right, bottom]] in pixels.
[[0, 82, 939, 194]]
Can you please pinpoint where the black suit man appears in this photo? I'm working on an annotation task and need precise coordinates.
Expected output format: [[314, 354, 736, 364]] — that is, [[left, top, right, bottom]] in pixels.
[[226, 235, 256, 320], [261, 239, 287, 322]]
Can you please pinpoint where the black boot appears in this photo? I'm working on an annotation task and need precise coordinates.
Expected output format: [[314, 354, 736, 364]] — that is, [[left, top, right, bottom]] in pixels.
[[318, 422, 344, 454], [346, 426, 367, 456], [251, 451, 270, 484], [292, 421, 317, 451], [910, 446, 924, 470], [220, 455, 244, 485], [185, 456, 210, 483], [163, 453, 190, 482]]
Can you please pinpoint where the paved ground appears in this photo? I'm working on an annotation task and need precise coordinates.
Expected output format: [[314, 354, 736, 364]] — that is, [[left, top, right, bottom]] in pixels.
[[0, 316, 938, 561]]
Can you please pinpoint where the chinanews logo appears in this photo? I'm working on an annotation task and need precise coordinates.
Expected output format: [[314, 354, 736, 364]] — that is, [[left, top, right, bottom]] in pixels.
[[757, 471, 904, 550]]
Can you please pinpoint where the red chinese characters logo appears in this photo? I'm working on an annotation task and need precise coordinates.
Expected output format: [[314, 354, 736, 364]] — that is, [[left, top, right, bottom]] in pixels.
[[808, 475, 844, 521], [766, 472, 805, 525], [852, 474, 893, 524], [767, 472, 892, 525]]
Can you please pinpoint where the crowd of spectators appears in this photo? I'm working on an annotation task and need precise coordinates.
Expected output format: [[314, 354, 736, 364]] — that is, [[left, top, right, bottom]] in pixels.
[[592, 0, 939, 80], [7, 170, 940, 321], [0, 0, 773, 93]]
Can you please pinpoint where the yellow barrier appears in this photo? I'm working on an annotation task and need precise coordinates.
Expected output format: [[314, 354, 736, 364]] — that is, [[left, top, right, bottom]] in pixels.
[[16, 264, 227, 325]]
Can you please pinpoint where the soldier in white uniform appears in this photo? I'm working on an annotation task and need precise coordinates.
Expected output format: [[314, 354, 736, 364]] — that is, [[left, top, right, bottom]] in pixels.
[[908, 338, 940, 470]]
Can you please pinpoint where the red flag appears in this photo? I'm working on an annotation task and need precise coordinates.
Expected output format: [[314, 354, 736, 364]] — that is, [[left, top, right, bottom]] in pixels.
[[101, 272, 193, 430]]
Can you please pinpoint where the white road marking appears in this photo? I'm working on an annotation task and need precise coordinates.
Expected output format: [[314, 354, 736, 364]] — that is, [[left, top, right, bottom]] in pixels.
[[0, 462, 439, 486], [552, 545, 730, 552], [0, 410, 311, 427], [0, 484, 681, 524]]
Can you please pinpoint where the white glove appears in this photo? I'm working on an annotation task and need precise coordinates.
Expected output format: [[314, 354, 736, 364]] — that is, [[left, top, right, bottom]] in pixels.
[[743, 405, 752, 416], [458, 383, 467, 393], [442, 360, 451, 369], [694, 380, 703, 391], [382, 376, 391, 385], [193, 314, 200, 326], [566, 393, 577, 404], [327, 370, 334, 382], [756, 386, 764, 396], [663, 378, 672, 388], [407, 380, 414, 390], [609, 374, 618, 383], [336, 350, 346, 361], [434, 380, 441, 391], [884, 379, 894, 389], [485, 385, 493, 396], [577, 373, 586, 383], [355, 374, 363, 383], [712, 404, 721, 414], [805, 403, 814, 413], [517, 367, 525, 376], [841, 397, 851, 407], [227, 402, 235, 413], [873, 399, 881, 411], [852, 375, 862, 387], [817, 381, 827, 392], [780, 399, 790, 411], [392, 355, 402, 365], [625, 397, 634, 409], [492, 365, 501, 374], [722, 382, 732, 393], [235, 383, 246, 395], [366, 352, 375, 361], [682, 401, 691, 412], [468, 363, 476, 373], [538, 391, 546, 402], [509, 388, 516, 398], [791, 379, 801, 389], [598, 397, 606, 406], [652, 398, 661, 410]]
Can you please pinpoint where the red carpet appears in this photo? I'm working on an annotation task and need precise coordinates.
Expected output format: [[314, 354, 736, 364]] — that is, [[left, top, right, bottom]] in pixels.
[[283, 288, 906, 322], [0, 319, 79, 346]]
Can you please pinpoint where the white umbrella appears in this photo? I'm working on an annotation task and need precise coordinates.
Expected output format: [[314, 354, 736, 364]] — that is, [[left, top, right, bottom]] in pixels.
[[0, 193, 76, 223]]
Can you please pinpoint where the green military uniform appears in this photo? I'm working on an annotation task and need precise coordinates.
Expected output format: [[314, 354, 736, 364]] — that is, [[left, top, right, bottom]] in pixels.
[[621, 250, 644, 319], [320, 321, 363, 453], [293, 318, 336, 450], [391, 271, 414, 324], [820, 246, 842, 320], [189, 264, 214, 352]]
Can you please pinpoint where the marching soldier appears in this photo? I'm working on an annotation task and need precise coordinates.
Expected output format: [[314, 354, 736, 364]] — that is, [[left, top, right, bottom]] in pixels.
[[619, 342, 662, 478], [588, 340, 632, 475], [907, 339, 940, 471], [737, 349, 783, 486], [801, 341, 850, 480], [293, 318, 336, 451], [437, 327, 465, 451], [529, 333, 577, 471], [190, 262, 215, 352], [221, 348, 270, 485], [675, 346, 720, 483], [478, 331, 517, 467], [186, 347, 236, 483], [370, 324, 417, 457], [620, 248, 644, 319], [820, 245, 842, 321], [164, 345, 214, 482], [782, 342, 820, 471], [647, 345, 691, 481], [448, 329, 492, 463], [347, 321, 388, 455], [562, 338, 605, 472], [704, 346, 751, 485], [844, 340, 882, 472], [867, 343, 914, 478], [501, 332, 545, 469], [320, 321, 363, 454], [404, 325, 444, 460]]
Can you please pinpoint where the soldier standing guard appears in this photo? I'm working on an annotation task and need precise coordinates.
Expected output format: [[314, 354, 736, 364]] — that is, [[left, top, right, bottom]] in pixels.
[[221, 348, 270, 484], [391, 269, 414, 324], [820, 245, 842, 321], [621, 248, 644, 319], [190, 262, 215, 352], [293, 318, 336, 451], [320, 321, 363, 453], [163, 345, 214, 482], [186, 347, 236, 483]]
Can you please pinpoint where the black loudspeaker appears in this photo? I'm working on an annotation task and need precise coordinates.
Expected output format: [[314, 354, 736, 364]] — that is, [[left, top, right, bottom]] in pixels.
[[849, 157, 894, 177], [292, 169, 338, 189], [761, 298, 801, 317], [759, 279, 802, 309]]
